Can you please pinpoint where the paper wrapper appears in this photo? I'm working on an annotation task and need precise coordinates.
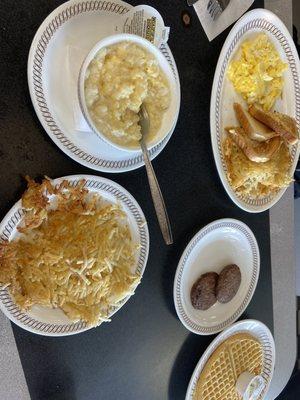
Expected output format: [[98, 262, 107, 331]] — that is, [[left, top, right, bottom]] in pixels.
[[193, 0, 254, 41], [115, 5, 169, 48]]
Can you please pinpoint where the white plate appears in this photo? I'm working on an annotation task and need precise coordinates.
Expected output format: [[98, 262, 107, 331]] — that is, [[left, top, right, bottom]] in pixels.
[[0, 175, 149, 336], [27, 0, 181, 173], [210, 9, 300, 212], [173, 219, 260, 335], [185, 319, 275, 400]]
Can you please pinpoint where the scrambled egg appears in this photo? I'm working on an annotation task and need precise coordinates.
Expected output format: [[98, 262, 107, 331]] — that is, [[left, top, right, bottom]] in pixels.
[[227, 34, 287, 111]]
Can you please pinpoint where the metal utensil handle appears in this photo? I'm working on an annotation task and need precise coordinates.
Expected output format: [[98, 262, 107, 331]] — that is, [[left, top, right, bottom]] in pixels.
[[141, 141, 173, 245]]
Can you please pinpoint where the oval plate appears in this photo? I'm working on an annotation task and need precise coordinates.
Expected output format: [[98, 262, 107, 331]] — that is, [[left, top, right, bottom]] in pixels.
[[27, 0, 180, 173], [185, 319, 275, 400], [173, 219, 260, 335], [210, 9, 300, 212], [0, 175, 149, 336]]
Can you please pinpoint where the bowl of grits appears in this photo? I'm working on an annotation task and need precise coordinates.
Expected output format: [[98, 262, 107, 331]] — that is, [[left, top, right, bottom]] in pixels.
[[78, 34, 179, 152]]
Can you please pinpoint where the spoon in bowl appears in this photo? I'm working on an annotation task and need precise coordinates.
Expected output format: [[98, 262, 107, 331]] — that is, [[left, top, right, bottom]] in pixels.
[[138, 104, 173, 245]]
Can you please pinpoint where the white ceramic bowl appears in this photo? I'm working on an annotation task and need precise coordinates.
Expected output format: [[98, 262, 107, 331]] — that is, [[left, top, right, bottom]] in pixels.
[[78, 33, 179, 152], [173, 219, 260, 335]]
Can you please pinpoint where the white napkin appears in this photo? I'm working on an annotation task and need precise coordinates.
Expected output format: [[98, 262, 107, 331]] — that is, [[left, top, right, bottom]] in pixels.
[[73, 98, 91, 133], [193, 0, 254, 41], [66, 45, 93, 133]]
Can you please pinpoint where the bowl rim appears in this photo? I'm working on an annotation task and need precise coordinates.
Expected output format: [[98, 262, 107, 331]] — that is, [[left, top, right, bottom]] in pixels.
[[173, 218, 260, 335], [78, 33, 179, 153]]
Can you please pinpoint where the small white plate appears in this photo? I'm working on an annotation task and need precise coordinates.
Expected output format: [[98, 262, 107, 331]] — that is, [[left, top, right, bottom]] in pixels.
[[185, 319, 275, 400], [173, 219, 260, 335], [210, 9, 300, 212], [27, 0, 180, 173], [0, 175, 149, 336]]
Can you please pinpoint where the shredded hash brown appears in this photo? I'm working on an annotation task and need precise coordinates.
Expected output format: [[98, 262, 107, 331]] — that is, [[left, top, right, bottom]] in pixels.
[[223, 137, 292, 198], [0, 178, 140, 327]]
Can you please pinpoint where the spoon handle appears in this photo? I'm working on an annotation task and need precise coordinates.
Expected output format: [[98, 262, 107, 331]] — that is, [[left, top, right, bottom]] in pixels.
[[140, 140, 173, 245]]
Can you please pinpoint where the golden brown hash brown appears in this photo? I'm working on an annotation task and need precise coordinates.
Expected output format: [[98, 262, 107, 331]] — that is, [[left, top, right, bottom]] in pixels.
[[0, 178, 140, 326], [223, 137, 292, 198]]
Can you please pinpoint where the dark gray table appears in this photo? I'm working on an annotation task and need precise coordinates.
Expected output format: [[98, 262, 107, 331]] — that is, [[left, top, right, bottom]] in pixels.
[[0, 0, 276, 399]]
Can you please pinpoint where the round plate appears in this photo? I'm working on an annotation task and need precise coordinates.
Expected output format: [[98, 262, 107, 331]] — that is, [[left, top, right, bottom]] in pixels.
[[185, 319, 275, 400], [173, 219, 260, 335], [0, 175, 149, 336], [27, 0, 181, 173], [210, 9, 300, 212]]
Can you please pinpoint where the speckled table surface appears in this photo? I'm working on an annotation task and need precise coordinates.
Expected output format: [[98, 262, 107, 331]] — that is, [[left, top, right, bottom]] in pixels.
[[0, 0, 296, 399], [0, 313, 30, 400], [264, 2, 297, 399]]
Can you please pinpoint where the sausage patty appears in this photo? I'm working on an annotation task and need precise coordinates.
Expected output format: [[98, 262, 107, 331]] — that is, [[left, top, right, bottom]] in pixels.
[[216, 264, 241, 303], [190, 272, 218, 310]]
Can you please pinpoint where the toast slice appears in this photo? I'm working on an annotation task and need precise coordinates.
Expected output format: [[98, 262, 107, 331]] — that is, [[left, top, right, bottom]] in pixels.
[[233, 103, 278, 142], [249, 104, 298, 145], [226, 126, 282, 163]]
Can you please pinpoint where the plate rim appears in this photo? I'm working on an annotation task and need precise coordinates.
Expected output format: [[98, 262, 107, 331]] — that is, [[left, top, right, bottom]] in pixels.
[[27, 0, 181, 173], [173, 218, 260, 335], [185, 319, 275, 400], [210, 8, 300, 213], [0, 174, 150, 336]]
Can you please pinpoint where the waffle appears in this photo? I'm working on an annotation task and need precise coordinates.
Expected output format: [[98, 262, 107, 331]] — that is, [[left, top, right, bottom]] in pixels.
[[194, 333, 263, 400]]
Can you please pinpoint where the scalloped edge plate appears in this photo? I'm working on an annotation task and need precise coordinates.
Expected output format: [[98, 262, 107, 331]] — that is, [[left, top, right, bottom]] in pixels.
[[173, 219, 260, 335], [0, 175, 149, 336], [185, 319, 275, 399], [210, 9, 300, 212], [27, 0, 180, 173]]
